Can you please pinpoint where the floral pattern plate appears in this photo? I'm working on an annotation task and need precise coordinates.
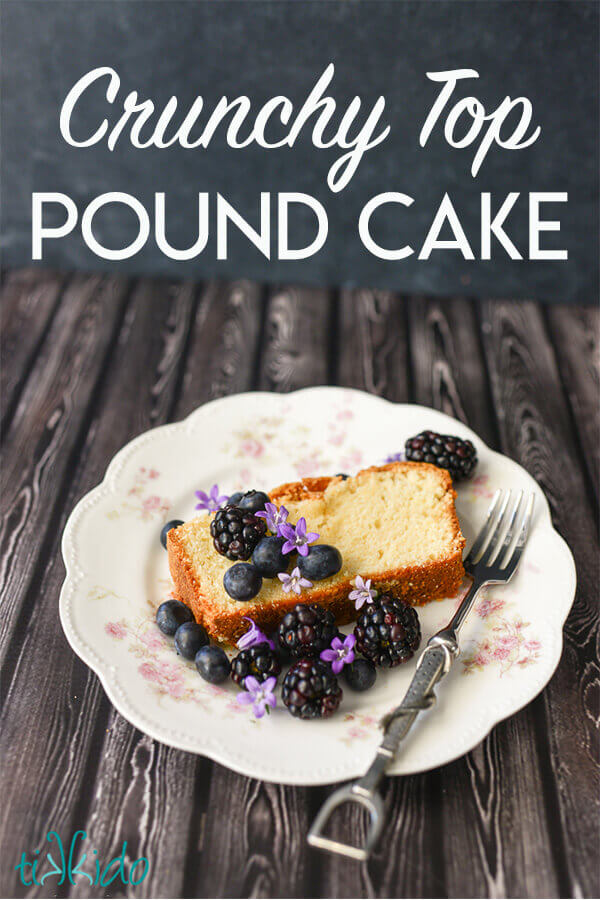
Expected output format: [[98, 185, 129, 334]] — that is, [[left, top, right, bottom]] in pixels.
[[59, 388, 576, 785]]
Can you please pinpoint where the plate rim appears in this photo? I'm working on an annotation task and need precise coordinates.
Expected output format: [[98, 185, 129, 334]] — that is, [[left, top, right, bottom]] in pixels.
[[59, 386, 577, 784]]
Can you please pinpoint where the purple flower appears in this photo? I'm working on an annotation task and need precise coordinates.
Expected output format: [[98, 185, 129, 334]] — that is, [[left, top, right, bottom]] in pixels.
[[385, 451, 405, 463], [236, 675, 277, 718], [279, 517, 320, 557], [255, 502, 289, 534], [320, 634, 356, 674], [278, 567, 313, 595], [237, 617, 275, 651], [349, 575, 377, 610], [195, 484, 229, 513]]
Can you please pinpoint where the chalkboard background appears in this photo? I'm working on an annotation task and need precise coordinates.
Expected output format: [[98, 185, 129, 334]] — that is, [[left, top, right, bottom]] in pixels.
[[2, 0, 598, 303]]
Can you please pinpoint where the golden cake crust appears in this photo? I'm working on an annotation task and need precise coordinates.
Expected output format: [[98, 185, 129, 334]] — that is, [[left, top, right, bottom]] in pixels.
[[167, 462, 465, 645]]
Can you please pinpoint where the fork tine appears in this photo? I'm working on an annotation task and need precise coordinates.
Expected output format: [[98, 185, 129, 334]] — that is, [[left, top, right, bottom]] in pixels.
[[502, 494, 536, 578], [465, 489, 503, 564], [494, 490, 525, 567], [478, 490, 512, 566]]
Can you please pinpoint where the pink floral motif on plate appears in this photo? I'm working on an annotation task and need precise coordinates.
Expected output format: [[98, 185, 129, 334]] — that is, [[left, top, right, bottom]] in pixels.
[[107, 467, 170, 521]]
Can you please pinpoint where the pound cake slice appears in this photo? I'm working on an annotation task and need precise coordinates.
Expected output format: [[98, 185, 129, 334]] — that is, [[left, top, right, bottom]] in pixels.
[[167, 461, 465, 645]]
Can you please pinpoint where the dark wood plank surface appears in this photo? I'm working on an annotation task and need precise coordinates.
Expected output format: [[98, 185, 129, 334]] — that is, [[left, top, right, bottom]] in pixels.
[[480, 300, 600, 899], [545, 304, 600, 505], [409, 297, 562, 899], [1, 270, 598, 899], [0, 268, 66, 435]]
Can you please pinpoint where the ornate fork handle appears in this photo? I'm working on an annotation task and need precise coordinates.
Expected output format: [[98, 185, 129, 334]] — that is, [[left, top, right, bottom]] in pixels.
[[360, 632, 458, 779], [308, 583, 478, 861], [308, 490, 535, 861]]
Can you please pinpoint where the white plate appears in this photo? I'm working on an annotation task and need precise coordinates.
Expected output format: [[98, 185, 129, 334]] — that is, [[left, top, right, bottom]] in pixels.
[[60, 387, 576, 785]]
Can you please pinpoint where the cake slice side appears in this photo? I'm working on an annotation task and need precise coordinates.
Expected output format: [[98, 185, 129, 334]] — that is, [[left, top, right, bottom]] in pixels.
[[167, 462, 465, 645]]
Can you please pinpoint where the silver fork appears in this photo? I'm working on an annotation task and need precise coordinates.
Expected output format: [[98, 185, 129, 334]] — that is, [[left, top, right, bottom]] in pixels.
[[308, 489, 535, 862]]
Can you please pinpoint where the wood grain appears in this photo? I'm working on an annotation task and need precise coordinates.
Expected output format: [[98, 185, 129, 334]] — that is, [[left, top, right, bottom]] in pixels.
[[176, 279, 263, 413], [260, 285, 331, 391], [0, 279, 197, 899], [0, 270, 598, 899], [408, 296, 497, 438], [319, 289, 446, 900], [191, 768, 313, 899], [0, 274, 129, 671], [338, 288, 409, 400], [480, 298, 600, 899], [59, 279, 199, 900], [177, 285, 332, 899], [0, 267, 66, 435], [408, 296, 562, 898], [545, 304, 600, 504]]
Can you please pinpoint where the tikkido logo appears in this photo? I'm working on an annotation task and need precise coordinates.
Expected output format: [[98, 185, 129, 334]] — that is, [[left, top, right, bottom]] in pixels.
[[15, 830, 149, 888]]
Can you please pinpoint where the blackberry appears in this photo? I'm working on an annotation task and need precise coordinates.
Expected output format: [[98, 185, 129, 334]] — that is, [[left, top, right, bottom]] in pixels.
[[282, 658, 342, 719], [230, 642, 282, 687], [210, 505, 267, 560], [354, 595, 421, 667], [277, 603, 338, 659], [404, 430, 477, 481]]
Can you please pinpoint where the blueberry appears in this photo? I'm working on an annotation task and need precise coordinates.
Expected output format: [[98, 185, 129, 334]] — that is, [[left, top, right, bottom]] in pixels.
[[174, 621, 209, 659], [228, 491, 244, 507], [195, 645, 231, 683], [298, 545, 343, 581], [252, 536, 289, 578], [223, 563, 262, 601], [160, 519, 184, 549], [156, 599, 193, 635], [344, 657, 377, 692], [334, 473, 349, 481], [237, 490, 271, 514]]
